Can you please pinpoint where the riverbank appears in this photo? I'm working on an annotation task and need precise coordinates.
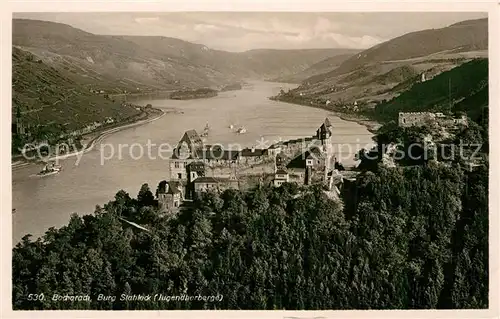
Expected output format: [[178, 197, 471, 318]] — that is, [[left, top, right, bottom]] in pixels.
[[11, 107, 166, 170], [270, 97, 382, 134]]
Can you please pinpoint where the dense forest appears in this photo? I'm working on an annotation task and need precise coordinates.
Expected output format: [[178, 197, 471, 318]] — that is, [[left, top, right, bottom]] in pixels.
[[13, 115, 489, 310]]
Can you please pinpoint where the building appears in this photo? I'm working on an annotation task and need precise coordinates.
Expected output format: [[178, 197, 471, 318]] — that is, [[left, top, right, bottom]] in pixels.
[[157, 180, 184, 213], [240, 147, 267, 164], [187, 161, 206, 182], [193, 177, 239, 197], [273, 169, 289, 187], [170, 129, 204, 180], [275, 152, 287, 170], [286, 147, 326, 185], [196, 145, 240, 165], [186, 161, 206, 199]]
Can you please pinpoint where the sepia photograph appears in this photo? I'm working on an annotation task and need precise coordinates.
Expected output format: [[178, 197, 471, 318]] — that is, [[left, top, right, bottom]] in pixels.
[[5, 3, 496, 315]]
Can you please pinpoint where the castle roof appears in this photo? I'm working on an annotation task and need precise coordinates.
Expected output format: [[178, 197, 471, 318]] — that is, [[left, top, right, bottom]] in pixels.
[[196, 148, 240, 161], [194, 177, 238, 184], [171, 129, 203, 159], [184, 129, 203, 145], [241, 148, 267, 157]]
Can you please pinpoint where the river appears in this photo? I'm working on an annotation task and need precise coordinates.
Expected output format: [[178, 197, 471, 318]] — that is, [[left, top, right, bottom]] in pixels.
[[12, 81, 374, 245]]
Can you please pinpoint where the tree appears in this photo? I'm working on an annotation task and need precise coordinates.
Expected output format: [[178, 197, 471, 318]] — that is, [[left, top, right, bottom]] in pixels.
[[137, 183, 155, 208]]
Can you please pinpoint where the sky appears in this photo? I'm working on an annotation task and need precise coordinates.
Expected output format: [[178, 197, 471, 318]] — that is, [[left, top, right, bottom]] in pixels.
[[13, 12, 487, 52]]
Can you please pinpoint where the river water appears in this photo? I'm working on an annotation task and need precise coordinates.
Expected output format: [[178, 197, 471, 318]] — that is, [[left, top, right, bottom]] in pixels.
[[12, 81, 374, 245]]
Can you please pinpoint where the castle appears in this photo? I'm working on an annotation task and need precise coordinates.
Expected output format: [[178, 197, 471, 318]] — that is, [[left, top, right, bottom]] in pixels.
[[398, 112, 468, 129], [159, 118, 339, 214]]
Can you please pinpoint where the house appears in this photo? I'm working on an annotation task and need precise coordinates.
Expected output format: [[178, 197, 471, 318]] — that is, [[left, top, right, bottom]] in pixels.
[[193, 177, 239, 197], [273, 169, 289, 187], [157, 180, 184, 213]]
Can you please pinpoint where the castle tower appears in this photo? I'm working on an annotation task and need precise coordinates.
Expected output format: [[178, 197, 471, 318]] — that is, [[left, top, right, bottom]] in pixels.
[[317, 118, 334, 183]]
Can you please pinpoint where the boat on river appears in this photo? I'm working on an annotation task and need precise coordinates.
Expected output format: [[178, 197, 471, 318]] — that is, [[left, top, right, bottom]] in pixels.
[[236, 126, 247, 134], [36, 162, 62, 177]]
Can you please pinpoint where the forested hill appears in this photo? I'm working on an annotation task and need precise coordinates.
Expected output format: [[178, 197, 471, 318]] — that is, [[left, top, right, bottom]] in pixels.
[[373, 58, 488, 122], [13, 155, 488, 309]]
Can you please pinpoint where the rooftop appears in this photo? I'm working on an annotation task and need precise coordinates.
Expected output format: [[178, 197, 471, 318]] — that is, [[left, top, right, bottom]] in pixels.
[[185, 129, 203, 144], [196, 148, 240, 161], [241, 148, 267, 157]]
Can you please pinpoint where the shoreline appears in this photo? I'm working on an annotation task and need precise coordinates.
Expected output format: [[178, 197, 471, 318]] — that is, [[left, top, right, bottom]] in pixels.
[[12, 108, 166, 171], [270, 97, 382, 134]]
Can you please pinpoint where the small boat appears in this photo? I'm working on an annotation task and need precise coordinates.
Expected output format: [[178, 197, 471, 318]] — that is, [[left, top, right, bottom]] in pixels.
[[36, 161, 62, 177], [229, 124, 234, 130], [12, 208, 16, 214], [237, 126, 247, 134]]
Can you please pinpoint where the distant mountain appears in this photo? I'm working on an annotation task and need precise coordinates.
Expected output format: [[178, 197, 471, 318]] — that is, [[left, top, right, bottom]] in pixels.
[[12, 47, 141, 131], [12, 19, 346, 90], [121, 36, 348, 79]]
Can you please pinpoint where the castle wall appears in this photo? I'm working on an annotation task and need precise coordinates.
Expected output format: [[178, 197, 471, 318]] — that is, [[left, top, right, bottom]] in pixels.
[[398, 112, 468, 129], [398, 112, 435, 128]]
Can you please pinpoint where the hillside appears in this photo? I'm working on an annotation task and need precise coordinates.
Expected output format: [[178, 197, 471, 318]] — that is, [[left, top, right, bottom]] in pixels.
[[280, 18, 488, 112], [270, 51, 359, 83], [121, 36, 347, 80], [307, 18, 487, 83], [13, 19, 345, 90], [373, 58, 488, 121], [12, 47, 141, 132]]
